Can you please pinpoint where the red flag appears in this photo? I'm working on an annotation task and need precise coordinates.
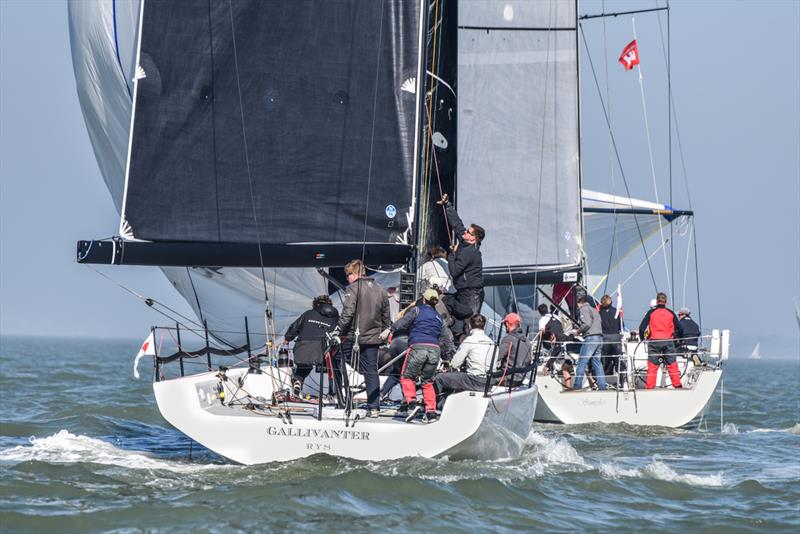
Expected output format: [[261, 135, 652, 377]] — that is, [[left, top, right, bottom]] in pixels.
[[618, 39, 640, 71]]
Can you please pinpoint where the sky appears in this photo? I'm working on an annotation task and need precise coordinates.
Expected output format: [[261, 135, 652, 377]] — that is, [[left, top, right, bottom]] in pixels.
[[1, 0, 798, 357]]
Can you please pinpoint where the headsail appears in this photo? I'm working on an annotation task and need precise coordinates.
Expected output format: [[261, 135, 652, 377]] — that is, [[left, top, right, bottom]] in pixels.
[[582, 189, 693, 294], [113, 0, 423, 266], [457, 0, 581, 283]]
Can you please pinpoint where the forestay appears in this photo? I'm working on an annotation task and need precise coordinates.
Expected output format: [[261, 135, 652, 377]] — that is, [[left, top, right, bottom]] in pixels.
[[457, 0, 581, 279], [122, 0, 423, 256]]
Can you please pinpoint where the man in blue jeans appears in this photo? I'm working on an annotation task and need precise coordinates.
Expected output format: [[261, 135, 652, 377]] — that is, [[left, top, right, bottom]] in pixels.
[[572, 295, 607, 390]]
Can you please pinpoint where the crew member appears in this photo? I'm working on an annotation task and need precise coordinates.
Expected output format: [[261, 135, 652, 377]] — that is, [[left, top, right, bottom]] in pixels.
[[332, 259, 391, 417], [572, 296, 607, 391], [283, 295, 339, 396], [598, 294, 624, 379], [434, 314, 495, 395], [639, 292, 684, 389], [419, 245, 454, 295], [389, 289, 445, 422], [437, 194, 485, 333], [497, 313, 532, 386], [677, 307, 701, 348]]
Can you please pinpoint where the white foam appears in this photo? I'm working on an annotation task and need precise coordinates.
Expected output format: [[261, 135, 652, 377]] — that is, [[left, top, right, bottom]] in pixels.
[[524, 431, 587, 467], [789, 423, 800, 435], [721, 422, 739, 434], [599, 458, 725, 487], [0, 430, 227, 474]]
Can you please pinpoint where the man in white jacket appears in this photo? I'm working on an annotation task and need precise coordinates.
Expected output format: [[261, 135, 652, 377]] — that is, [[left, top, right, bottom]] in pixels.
[[434, 314, 496, 394]]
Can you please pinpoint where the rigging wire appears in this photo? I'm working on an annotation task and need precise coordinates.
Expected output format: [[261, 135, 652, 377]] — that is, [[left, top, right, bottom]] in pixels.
[[579, 23, 659, 291], [531, 0, 557, 311], [654, 0, 703, 325], [227, 0, 274, 346], [360, 0, 387, 263], [631, 17, 672, 296]]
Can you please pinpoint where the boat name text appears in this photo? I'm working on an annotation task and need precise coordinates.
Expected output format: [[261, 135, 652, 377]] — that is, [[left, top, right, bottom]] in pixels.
[[266, 426, 370, 441]]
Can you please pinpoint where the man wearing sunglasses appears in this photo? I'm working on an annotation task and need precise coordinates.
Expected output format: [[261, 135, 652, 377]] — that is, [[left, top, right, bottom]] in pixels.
[[437, 194, 485, 337]]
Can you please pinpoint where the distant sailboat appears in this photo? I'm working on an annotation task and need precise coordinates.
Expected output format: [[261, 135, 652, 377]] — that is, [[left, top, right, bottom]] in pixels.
[[750, 342, 762, 360]]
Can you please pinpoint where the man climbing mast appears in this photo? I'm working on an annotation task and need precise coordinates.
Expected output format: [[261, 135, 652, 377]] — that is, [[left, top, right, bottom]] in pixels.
[[436, 194, 485, 334]]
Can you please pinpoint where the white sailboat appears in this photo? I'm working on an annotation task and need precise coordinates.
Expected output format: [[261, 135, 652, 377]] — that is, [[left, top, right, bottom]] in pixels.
[[750, 342, 762, 360], [70, 0, 544, 463]]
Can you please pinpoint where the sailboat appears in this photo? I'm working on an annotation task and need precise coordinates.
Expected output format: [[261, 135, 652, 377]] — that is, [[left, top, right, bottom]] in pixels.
[[750, 342, 762, 360], [69, 0, 544, 464]]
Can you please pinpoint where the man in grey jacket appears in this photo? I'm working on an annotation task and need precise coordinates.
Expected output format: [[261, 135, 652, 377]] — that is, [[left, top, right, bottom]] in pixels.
[[571, 296, 607, 390], [333, 259, 391, 417]]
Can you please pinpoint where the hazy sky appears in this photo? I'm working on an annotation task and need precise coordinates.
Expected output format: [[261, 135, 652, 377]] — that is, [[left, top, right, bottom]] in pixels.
[[1, 0, 798, 357]]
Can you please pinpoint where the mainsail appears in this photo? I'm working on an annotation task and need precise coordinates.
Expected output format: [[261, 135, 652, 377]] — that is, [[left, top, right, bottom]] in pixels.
[[121, 1, 423, 257], [457, 0, 581, 283], [70, 0, 426, 341]]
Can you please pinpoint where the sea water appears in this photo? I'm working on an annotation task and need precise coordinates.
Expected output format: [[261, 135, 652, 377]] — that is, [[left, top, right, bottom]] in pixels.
[[0, 336, 798, 532]]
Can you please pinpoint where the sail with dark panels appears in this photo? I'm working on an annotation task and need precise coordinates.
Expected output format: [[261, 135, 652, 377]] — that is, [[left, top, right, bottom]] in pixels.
[[81, 0, 425, 267]]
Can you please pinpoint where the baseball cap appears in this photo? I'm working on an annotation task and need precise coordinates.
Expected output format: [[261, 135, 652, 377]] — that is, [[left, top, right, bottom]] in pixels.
[[422, 288, 439, 301], [502, 312, 521, 326]]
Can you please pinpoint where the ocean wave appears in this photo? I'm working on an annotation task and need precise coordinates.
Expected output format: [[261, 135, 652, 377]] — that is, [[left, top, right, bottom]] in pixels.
[[744, 423, 800, 434], [0, 430, 227, 474], [600, 458, 725, 487]]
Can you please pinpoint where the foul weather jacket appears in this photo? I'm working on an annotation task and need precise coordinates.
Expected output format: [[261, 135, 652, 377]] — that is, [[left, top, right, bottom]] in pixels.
[[639, 305, 683, 340], [284, 304, 339, 366], [444, 203, 483, 290], [336, 277, 391, 346], [497, 327, 533, 383]]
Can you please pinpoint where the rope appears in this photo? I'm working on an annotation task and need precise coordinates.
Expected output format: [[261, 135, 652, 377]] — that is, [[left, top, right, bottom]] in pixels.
[[360, 0, 387, 263], [531, 0, 556, 296], [226, 0, 274, 344], [579, 24, 658, 291], [632, 17, 672, 296]]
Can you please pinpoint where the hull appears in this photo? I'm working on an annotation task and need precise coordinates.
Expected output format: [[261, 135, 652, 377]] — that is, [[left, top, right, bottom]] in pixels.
[[534, 366, 721, 428], [153, 367, 537, 464]]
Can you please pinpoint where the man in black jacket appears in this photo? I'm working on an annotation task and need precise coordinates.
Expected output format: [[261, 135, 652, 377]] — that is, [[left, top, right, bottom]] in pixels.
[[332, 259, 391, 417], [283, 295, 339, 395], [677, 307, 701, 347], [437, 194, 485, 335], [598, 294, 624, 379]]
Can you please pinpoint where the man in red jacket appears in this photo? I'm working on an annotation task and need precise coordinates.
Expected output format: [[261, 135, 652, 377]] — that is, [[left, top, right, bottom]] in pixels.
[[638, 292, 684, 389]]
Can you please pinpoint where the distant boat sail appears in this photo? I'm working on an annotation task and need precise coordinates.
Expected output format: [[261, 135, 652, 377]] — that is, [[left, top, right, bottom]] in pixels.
[[750, 342, 762, 360]]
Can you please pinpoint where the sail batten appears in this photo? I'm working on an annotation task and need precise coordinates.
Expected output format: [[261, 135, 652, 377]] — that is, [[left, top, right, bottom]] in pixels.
[[120, 0, 423, 253]]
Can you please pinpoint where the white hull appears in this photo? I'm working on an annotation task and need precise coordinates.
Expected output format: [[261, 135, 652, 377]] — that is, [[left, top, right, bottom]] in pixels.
[[534, 365, 721, 428], [154, 367, 537, 464]]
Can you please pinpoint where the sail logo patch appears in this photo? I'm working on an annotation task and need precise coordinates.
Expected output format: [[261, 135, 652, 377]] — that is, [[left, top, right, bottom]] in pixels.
[[400, 77, 416, 94], [385, 205, 397, 218]]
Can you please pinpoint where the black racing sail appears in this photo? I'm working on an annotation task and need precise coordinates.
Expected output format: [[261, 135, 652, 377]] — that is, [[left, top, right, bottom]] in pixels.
[[79, 0, 425, 268]]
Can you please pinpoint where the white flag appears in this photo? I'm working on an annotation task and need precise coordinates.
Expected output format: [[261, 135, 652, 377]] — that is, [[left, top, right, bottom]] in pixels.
[[133, 332, 156, 379]]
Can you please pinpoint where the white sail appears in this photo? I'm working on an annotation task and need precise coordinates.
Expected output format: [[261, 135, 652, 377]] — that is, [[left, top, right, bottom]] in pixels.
[[750, 342, 762, 360]]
